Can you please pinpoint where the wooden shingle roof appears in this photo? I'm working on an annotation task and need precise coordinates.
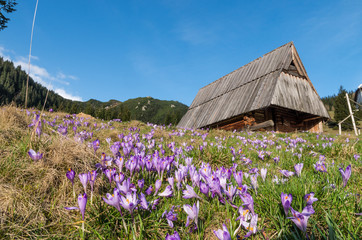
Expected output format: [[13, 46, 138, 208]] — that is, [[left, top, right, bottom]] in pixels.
[[178, 42, 330, 129]]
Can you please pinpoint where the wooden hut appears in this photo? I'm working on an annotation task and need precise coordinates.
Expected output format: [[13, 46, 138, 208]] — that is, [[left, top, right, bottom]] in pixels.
[[177, 42, 330, 132], [354, 84, 362, 106]]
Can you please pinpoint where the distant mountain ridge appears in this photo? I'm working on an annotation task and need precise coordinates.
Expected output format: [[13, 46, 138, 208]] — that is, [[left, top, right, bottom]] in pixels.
[[0, 57, 188, 124]]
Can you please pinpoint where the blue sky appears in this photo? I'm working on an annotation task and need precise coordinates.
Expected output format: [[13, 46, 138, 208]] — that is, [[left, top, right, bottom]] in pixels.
[[1, 0, 361, 105]]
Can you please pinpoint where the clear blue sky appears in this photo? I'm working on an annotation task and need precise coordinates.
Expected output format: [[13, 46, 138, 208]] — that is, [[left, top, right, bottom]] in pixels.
[[1, 0, 361, 105]]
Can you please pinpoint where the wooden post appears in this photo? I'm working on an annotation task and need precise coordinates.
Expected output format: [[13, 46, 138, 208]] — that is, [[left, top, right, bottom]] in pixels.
[[338, 123, 342, 135], [346, 93, 358, 136]]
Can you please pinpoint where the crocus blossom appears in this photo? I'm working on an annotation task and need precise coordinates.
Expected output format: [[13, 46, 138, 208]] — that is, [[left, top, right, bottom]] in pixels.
[[165, 231, 181, 240], [294, 163, 303, 177], [93, 139, 100, 153], [243, 213, 258, 238], [288, 207, 309, 232], [280, 170, 295, 177], [66, 168, 75, 185], [183, 201, 199, 228], [162, 208, 178, 228], [339, 165, 351, 188], [260, 168, 267, 182], [158, 185, 173, 197], [183, 185, 201, 199], [304, 192, 318, 205], [65, 193, 87, 220], [28, 149, 43, 161], [281, 192, 292, 215], [79, 173, 89, 193], [154, 179, 162, 196], [120, 192, 138, 214], [213, 223, 231, 240], [103, 188, 122, 213]]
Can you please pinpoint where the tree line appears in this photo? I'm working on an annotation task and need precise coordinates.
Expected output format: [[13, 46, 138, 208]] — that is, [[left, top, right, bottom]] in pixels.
[[0, 57, 188, 125], [321, 86, 361, 130]]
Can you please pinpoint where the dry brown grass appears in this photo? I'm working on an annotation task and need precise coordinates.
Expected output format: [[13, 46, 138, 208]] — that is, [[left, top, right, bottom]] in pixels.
[[0, 106, 105, 238]]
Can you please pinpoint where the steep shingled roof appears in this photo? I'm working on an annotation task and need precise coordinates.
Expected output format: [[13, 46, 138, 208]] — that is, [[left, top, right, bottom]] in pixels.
[[178, 42, 330, 129]]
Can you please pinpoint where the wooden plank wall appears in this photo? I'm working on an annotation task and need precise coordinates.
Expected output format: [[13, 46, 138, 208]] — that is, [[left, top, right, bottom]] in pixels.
[[213, 107, 323, 133]]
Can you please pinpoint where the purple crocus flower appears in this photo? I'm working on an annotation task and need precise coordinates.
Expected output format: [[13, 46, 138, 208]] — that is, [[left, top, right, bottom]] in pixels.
[[162, 208, 178, 228], [199, 181, 209, 197], [110, 143, 120, 157], [88, 170, 97, 192], [339, 165, 351, 188], [183, 185, 201, 199], [288, 207, 309, 232], [281, 192, 292, 215], [158, 185, 173, 197], [58, 125, 68, 136], [93, 139, 100, 153], [104, 168, 113, 186], [114, 172, 125, 184], [154, 179, 162, 196], [165, 231, 181, 240], [213, 223, 231, 240], [138, 179, 145, 190], [183, 201, 199, 227], [260, 168, 267, 182], [168, 177, 174, 191], [117, 178, 134, 195], [243, 213, 258, 238], [233, 171, 243, 187], [79, 173, 89, 193], [250, 174, 258, 192], [304, 192, 318, 205], [225, 185, 237, 201], [209, 177, 223, 199], [294, 163, 303, 177], [280, 170, 295, 177], [236, 206, 251, 221], [314, 161, 327, 172], [240, 193, 255, 214], [145, 185, 153, 195], [66, 168, 75, 185], [151, 198, 161, 210], [139, 193, 149, 210], [249, 168, 258, 174], [301, 205, 315, 216], [103, 188, 122, 213], [120, 192, 138, 214], [65, 193, 87, 220], [28, 149, 43, 161]]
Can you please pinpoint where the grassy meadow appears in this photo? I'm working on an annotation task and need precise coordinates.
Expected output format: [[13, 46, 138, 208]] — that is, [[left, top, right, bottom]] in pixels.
[[0, 106, 361, 239]]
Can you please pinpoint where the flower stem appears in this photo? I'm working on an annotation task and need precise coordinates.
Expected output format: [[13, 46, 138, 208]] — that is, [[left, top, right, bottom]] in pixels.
[[82, 221, 85, 239]]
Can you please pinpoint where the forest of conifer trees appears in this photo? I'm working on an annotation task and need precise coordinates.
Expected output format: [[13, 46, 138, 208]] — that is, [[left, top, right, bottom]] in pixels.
[[0, 57, 188, 125]]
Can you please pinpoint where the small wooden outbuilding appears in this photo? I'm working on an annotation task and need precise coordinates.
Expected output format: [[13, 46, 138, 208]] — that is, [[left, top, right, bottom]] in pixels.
[[178, 42, 330, 132]]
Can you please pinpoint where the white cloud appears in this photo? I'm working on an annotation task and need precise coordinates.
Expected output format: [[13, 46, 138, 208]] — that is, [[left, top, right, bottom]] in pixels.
[[0, 46, 82, 102], [54, 88, 82, 101]]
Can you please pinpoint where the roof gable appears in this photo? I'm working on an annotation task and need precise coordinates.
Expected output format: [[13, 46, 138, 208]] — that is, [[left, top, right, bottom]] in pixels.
[[178, 42, 329, 129]]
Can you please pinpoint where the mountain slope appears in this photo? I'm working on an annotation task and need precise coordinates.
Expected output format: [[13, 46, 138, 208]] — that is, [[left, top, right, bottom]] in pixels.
[[0, 57, 188, 124]]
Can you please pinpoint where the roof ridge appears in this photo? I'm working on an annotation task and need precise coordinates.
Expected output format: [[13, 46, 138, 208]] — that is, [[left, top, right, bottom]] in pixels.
[[198, 41, 293, 91]]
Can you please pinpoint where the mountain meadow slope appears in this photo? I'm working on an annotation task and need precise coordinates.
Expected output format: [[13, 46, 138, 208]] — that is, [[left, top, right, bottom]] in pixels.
[[0, 106, 361, 239]]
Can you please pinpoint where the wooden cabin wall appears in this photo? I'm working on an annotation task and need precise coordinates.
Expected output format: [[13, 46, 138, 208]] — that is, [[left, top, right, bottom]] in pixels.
[[212, 107, 323, 133]]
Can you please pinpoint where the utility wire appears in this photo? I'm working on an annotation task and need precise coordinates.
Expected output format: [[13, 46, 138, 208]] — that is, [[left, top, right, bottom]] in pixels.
[[25, 0, 39, 108]]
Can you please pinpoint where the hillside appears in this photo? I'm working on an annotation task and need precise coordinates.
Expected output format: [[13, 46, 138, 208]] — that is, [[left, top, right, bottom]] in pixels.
[[0, 57, 188, 124], [0, 106, 360, 239]]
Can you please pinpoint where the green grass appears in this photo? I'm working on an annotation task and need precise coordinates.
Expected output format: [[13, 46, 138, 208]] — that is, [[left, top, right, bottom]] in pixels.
[[0, 106, 361, 239]]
